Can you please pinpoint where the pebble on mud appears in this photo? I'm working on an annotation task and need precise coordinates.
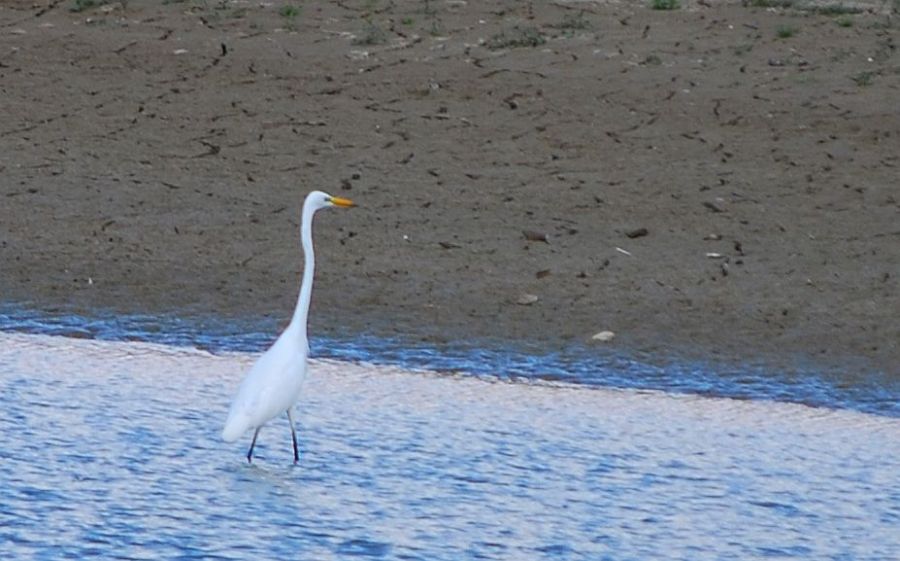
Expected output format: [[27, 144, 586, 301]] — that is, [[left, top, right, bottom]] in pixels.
[[522, 230, 550, 243], [625, 227, 649, 239], [591, 331, 616, 342], [703, 201, 726, 213]]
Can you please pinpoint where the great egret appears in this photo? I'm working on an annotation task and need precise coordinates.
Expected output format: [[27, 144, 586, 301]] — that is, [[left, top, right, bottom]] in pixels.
[[222, 190, 355, 463]]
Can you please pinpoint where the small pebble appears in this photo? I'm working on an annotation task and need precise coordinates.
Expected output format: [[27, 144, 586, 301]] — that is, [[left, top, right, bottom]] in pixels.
[[625, 227, 649, 239], [522, 230, 550, 243], [591, 331, 616, 342], [703, 201, 726, 213]]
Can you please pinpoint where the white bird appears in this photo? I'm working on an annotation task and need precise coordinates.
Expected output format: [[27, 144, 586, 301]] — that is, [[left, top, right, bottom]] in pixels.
[[222, 190, 355, 463]]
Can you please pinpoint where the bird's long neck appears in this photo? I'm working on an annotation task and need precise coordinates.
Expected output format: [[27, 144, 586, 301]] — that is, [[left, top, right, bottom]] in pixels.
[[288, 202, 316, 346]]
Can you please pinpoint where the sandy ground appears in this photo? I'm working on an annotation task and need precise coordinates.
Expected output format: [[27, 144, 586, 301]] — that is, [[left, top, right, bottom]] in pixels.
[[0, 0, 897, 373]]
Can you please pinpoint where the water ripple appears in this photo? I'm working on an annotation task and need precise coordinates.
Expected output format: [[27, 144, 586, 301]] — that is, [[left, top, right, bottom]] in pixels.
[[0, 332, 898, 560], [0, 305, 896, 417]]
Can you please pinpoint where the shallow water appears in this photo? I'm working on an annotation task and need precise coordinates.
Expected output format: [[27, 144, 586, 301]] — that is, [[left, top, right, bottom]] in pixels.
[[1, 306, 897, 416], [1, 332, 898, 560]]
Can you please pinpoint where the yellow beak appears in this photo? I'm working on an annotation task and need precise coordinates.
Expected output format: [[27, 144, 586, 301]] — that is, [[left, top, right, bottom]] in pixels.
[[329, 196, 355, 208]]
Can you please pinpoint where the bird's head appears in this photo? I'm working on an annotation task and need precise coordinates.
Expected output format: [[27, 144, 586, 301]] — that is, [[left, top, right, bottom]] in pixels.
[[306, 190, 355, 211]]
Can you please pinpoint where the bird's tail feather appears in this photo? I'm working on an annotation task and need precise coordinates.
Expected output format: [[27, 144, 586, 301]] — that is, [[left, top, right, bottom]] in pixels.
[[222, 411, 250, 442]]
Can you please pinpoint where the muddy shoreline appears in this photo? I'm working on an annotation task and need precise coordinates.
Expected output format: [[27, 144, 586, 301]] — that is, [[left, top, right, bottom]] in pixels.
[[1, 1, 897, 374]]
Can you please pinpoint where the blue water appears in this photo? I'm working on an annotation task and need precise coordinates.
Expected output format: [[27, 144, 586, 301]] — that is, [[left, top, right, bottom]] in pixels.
[[0, 305, 897, 417], [1, 332, 898, 560]]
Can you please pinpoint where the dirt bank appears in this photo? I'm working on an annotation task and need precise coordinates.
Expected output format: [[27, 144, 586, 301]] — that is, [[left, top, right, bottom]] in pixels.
[[1, 0, 897, 373]]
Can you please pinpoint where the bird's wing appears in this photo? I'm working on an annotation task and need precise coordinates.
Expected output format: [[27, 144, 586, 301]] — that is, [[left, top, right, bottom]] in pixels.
[[222, 339, 308, 441]]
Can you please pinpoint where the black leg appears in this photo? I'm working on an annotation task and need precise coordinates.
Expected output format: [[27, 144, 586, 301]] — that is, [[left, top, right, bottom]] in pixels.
[[286, 409, 299, 464], [246, 427, 261, 464]]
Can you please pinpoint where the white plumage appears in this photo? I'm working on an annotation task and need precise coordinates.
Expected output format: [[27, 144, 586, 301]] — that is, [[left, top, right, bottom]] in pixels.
[[222, 190, 354, 463]]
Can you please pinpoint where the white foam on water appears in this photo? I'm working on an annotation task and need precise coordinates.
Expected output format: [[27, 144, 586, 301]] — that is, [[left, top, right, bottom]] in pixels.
[[1, 332, 898, 560]]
